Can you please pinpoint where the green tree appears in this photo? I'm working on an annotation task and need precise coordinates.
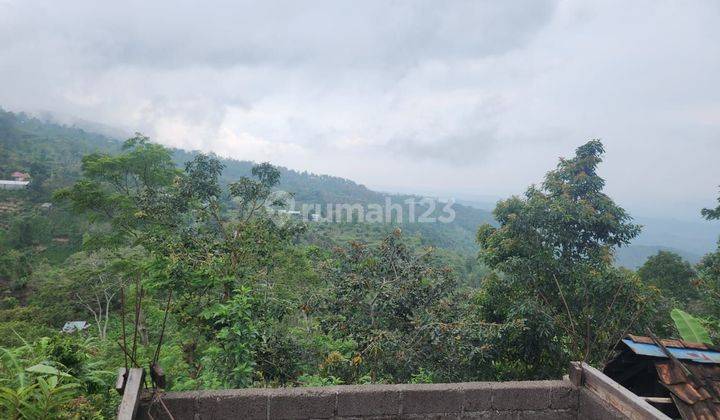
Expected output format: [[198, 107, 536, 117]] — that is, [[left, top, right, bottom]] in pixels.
[[200, 287, 258, 387], [696, 191, 720, 320], [701, 187, 720, 220], [697, 252, 720, 317], [319, 229, 461, 383], [54, 134, 181, 248], [0, 249, 31, 284], [5, 213, 51, 249], [638, 251, 698, 303], [58, 135, 312, 387], [476, 140, 657, 366], [28, 160, 50, 196], [63, 248, 144, 340]]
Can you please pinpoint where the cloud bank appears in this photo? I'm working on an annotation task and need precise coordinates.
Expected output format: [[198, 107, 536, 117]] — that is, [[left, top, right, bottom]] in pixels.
[[1, 0, 719, 218]]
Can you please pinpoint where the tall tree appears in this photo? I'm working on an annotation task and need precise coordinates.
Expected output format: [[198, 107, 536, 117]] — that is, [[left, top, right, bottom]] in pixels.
[[638, 251, 698, 303], [701, 187, 720, 221], [54, 134, 182, 248], [58, 134, 309, 386], [477, 140, 657, 365], [320, 229, 459, 383], [696, 189, 720, 318], [64, 248, 142, 339]]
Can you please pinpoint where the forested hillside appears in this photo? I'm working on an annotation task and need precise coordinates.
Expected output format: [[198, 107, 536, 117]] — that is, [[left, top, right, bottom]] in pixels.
[[3, 109, 698, 269], [1, 109, 720, 418], [178, 147, 494, 254], [0, 109, 491, 257]]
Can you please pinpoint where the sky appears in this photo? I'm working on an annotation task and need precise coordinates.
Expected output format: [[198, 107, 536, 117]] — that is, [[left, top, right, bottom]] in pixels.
[[1, 0, 719, 220]]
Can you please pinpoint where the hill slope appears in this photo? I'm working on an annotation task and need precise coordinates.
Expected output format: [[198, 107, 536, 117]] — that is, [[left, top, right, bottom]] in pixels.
[[0, 109, 492, 258]]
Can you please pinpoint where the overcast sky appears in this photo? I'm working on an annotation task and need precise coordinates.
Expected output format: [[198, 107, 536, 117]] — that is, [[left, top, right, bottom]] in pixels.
[[1, 0, 719, 219]]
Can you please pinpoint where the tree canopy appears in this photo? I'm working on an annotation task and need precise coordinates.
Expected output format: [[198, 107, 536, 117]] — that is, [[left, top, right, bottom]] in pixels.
[[0, 117, 710, 418], [477, 140, 658, 364]]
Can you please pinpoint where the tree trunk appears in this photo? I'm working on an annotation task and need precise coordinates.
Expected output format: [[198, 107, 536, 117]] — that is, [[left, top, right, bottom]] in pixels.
[[101, 293, 114, 340], [138, 308, 149, 346]]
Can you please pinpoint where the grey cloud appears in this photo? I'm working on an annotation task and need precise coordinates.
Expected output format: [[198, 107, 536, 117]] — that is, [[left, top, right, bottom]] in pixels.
[[0, 0, 556, 157], [0, 0, 719, 220], [389, 129, 500, 165], [0, 1, 555, 70]]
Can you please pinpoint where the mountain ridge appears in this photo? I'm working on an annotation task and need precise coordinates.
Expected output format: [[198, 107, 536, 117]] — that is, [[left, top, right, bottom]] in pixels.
[[1, 108, 716, 268]]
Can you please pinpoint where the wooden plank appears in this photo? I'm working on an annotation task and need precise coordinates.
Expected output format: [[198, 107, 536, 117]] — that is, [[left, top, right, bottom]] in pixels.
[[115, 368, 128, 394], [117, 368, 145, 420], [642, 397, 673, 404], [150, 363, 166, 389], [580, 362, 670, 420], [568, 361, 582, 386]]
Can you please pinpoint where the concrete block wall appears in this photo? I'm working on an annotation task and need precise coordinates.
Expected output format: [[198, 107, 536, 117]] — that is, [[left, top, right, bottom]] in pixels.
[[578, 388, 626, 420], [137, 379, 623, 419]]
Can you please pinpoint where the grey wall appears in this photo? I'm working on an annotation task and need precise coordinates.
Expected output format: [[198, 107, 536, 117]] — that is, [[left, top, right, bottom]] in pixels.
[[137, 379, 625, 419], [578, 388, 627, 420]]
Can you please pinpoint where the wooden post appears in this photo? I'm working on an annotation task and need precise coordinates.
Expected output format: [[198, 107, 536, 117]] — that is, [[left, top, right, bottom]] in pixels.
[[117, 368, 145, 420], [150, 363, 166, 389], [568, 361, 582, 386], [115, 368, 128, 394], [578, 362, 670, 419]]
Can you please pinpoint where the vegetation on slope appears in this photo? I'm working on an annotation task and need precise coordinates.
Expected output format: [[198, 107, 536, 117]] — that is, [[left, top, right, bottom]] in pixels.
[[1, 110, 719, 418]]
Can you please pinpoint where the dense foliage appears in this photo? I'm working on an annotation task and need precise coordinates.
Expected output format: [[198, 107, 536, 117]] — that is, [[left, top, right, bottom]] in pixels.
[[477, 141, 663, 367], [638, 251, 698, 304], [1, 110, 718, 418]]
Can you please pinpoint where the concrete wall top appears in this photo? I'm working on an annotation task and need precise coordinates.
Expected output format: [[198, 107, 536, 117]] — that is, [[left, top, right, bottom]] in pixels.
[[137, 379, 622, 419]]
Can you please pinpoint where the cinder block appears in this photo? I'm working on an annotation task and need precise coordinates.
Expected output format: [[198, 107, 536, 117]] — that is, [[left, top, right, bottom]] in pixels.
[[400, 384, 464, 414], [578, 389, 625, 420], [267, 387, 336, 419], [548, 382, 577, 410], [196, 388, 268, 420], [335, 416, 400, 420], [491, 381, 552, 411], [516, 409, 575, 420], [336, 385, 401, 416], [139, 391, 197, 420], [461, 410, 516, 419], [136, 380, 585, 420], [459, 382, 493, 412]]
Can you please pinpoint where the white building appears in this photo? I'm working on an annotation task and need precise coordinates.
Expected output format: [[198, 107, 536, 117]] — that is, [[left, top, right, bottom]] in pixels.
[[62, 321, 89, 333], [0, 180, 30, 190]]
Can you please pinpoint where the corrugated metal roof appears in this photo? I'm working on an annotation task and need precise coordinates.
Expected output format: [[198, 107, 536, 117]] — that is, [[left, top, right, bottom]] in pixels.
[[621, 338, 720, 364], [627, 334, 712, 350], [62, 321, 89, 332]]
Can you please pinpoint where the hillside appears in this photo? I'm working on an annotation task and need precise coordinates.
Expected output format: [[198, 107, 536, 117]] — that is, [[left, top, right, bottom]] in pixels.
[[5, 109, 715, 271], [614, 245, 700, 270], [0, 109, 713, 418], [173, 151, 495, 253], [0, 109, 492, 265]]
